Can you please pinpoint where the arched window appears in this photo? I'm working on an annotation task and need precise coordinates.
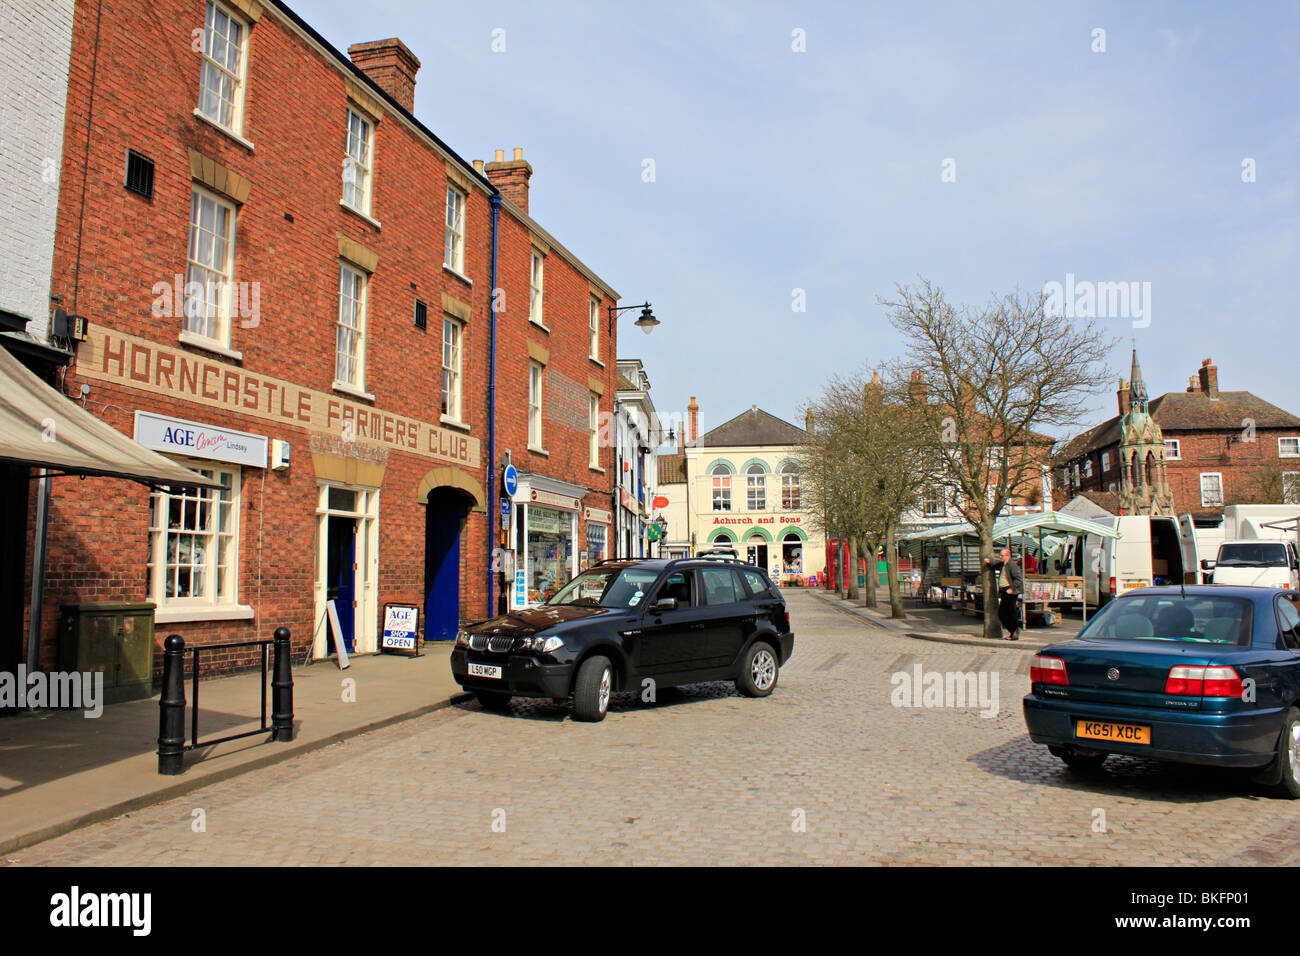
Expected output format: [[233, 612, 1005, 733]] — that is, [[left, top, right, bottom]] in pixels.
[[781, 532, 803, 571], [779, 462, 802, 509], [710, 463, 733, 512], [1144, 451, 1155, 487], [746, 463, 767, 510], [1130, 451, 1140, 488]]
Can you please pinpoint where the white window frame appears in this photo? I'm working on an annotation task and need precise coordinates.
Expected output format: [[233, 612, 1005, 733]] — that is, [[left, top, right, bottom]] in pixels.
[[444, 185, 466, 274], [746, 466, 766, 511], [148, 465, 241, 612], [335, 263, 368, 392], [921, 485, 944, 517], [589, 392, 600, 468], [781, 468, 802, 510], [1084, 459, 1093, 478], [1279, 437, 1300, 458], [1284, 472, 1300, 504], [197, 1, 248, 134], [184, 186, 236, 347], [529, 361, 544, 449], [711, 465, 733, 512], [1164, 439, 1181, 460], [589, 296, 600, 360], [1101, 452, 1110, 472], [441, 316, 463, 422], [342, 108, 374, 214], [530, 251, 545, 326], [1200, 472, 1224, 508]]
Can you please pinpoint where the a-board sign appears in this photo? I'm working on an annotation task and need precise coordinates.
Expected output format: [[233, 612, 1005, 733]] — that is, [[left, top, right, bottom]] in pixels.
[[381, 603, 420, 656]]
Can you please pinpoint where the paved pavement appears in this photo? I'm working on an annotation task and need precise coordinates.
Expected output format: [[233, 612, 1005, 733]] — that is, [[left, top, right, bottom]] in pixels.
[[0, 646, 463, 855], [8, 591, 1299, 866]]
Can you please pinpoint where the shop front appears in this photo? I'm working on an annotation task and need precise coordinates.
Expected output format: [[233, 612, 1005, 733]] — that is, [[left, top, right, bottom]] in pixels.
[[583, 506, 611, 570], [510, 476, 587, 608]]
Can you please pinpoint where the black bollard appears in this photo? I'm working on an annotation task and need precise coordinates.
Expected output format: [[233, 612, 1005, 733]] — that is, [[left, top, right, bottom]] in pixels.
[[157, 634, 187, 775], [271, 626, 294, 741]]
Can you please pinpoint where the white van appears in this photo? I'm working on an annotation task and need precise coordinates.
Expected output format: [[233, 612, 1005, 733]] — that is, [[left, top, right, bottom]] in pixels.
[[1204, 540, 1300, 588], [1077, 514, 1186, 606]]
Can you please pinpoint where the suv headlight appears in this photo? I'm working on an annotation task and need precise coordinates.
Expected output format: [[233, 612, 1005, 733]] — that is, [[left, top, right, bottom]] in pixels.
[[519, 634, 564, 653], [454, 629, 471, 647]]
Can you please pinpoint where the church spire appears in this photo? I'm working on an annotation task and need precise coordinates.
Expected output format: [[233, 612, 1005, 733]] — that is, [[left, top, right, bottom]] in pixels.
[[1129, 349, 1148, 409]]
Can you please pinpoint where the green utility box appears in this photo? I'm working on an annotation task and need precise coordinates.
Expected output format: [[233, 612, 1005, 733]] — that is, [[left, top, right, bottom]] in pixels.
[[58, 602, 157, 704]]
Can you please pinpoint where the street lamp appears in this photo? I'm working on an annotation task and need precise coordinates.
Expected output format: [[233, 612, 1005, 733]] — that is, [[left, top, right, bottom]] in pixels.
[[607, 302, 659, 335]]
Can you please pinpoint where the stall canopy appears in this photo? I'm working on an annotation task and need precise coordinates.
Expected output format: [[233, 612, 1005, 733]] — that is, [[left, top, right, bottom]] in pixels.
[[901, 510, 1121, 544], [0, 345, 216, 487]]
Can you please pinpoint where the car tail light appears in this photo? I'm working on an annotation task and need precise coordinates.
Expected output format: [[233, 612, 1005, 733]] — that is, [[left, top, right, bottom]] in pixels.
[[1109, 576, 1116, 594], [1164, 665, 1243, 698], [1030, 655, 1068, 685]]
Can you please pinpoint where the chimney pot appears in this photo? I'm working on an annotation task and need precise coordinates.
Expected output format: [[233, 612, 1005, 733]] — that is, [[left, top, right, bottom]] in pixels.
[[473, 159, 484, 173], [485, 146, 533, 213]]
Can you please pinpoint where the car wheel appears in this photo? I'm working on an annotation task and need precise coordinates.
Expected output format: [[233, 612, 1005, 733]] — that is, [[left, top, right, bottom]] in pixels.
[[1272, 707, 1300, 798], [573, 655, 613, 722], [1048, 744, 1108, 771], [476, 691, 511, 711], [736, 641, 779, 698]]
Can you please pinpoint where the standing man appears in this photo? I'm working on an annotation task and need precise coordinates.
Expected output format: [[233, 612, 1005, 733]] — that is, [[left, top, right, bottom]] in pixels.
[[984, 547, 1023, 640]]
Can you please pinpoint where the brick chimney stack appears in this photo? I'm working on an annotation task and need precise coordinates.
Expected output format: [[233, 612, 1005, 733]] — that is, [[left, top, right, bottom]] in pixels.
[[484, 147, 533, 213], [907, 369, 926, 404], [687, 396, 699, 442], [1197, 357, 1219, 399], [804, 410, 814, 433], [1187, 375, 1197, 392], [1117, 377, 1131, 416], [348, 39, 421, 112]]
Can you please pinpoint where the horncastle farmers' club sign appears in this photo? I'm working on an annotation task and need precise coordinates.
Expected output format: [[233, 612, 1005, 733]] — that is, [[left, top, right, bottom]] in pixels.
[[81, 325, 480, 468]]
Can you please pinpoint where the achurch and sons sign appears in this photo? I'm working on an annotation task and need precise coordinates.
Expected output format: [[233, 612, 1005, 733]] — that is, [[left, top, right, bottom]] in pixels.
[[82, 325, 480, 468]]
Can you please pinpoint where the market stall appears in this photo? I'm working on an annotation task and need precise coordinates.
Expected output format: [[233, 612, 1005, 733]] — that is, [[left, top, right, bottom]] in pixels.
[[902, 511, 1120, 628]]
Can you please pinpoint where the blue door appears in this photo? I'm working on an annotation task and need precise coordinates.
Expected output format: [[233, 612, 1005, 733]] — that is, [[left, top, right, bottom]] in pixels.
[[326, 514, 356, 653], [426, 489, 468, 642]]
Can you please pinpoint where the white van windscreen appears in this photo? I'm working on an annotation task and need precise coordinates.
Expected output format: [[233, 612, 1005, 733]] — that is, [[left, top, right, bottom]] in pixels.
[[1216, 543, 1287, 567]]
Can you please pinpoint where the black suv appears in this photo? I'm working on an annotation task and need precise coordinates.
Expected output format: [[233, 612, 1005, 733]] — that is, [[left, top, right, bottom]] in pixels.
[[450, 558, 794, 722]]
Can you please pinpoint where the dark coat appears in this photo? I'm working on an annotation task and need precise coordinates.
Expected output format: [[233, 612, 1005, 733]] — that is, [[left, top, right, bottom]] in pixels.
[[986, 558, 1024, 595]]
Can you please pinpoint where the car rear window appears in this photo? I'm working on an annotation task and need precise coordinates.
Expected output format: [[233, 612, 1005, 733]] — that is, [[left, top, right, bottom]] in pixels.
[[1082, 594, 1253, 645], [699, 566, 740, 605]]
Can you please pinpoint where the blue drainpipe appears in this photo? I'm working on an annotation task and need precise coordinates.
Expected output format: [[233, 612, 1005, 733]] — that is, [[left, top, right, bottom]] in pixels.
[[487, 193, 501, 616]]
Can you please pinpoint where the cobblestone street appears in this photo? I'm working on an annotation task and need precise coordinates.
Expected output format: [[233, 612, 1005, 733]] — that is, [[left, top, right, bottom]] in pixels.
[[11, 590, 1300, 866]]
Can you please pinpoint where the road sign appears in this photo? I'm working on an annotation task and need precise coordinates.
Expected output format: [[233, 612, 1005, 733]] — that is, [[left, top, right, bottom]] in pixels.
[[503, 464, 518, 498]]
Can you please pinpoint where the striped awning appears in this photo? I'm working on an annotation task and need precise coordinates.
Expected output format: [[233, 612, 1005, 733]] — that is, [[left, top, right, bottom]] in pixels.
[[0, 345, 216, 487]]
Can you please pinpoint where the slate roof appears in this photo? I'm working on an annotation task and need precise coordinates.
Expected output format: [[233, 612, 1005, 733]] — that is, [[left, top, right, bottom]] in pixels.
[[1056, 390, 1300, 463], [698, 406, 806, 448], [658, 453, 687, 484]]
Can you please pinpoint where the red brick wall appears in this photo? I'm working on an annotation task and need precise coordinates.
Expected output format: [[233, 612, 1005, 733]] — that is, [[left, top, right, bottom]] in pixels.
[[34, 0, 616, 676]]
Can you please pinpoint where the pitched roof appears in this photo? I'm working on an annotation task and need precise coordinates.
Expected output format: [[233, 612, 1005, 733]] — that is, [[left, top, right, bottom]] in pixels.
[[1056, 390, 1300, 463], [658, 453, 686, 484], [698, 406, 806, 448]]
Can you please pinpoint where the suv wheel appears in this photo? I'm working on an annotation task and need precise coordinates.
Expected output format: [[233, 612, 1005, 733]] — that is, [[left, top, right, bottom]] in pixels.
[[736, 641, 779, 697], [476, 691, 511, 711], [573, 655, 613, 722]]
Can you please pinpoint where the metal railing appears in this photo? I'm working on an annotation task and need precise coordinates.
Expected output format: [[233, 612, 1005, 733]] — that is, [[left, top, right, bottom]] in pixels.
[[157, 627, 294, 775]]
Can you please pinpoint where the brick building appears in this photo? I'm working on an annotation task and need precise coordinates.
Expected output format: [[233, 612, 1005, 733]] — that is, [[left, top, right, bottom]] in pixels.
[[1055, 353, 1300, 517], [7, 0, 620, 677]]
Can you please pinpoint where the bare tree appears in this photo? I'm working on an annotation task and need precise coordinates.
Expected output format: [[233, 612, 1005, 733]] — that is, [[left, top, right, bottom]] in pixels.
[[800, 366, 940, 616], [1228, 457, 1300, 505], [882, 278, 1116, 638]]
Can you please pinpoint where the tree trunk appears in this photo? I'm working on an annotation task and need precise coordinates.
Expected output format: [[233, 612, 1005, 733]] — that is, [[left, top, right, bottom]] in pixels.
[[862, 534, 878, 608], [846, 535, 859, 600], [980, 528, 1001, 640], [886, 524, 905, 619]]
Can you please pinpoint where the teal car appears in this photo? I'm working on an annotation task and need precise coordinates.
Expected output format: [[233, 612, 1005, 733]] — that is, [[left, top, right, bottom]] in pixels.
[[1023, 586, 1300, 796]]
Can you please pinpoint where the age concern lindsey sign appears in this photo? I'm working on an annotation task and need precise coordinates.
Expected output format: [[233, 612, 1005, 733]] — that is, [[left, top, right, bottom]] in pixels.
[[80, 325, 480, 468]]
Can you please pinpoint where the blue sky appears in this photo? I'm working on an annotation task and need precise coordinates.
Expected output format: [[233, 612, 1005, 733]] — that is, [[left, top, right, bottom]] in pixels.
[[297, 0, 1299, 442]]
